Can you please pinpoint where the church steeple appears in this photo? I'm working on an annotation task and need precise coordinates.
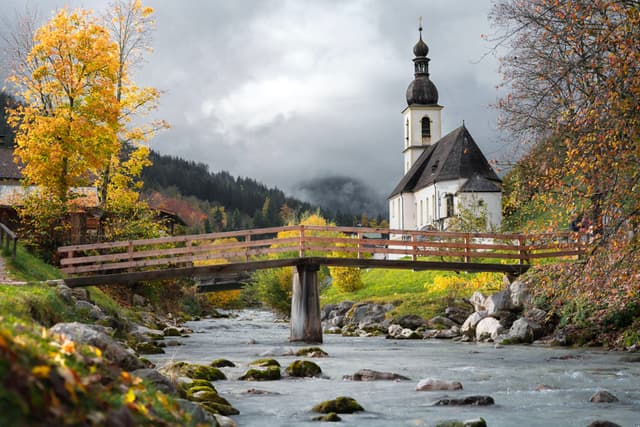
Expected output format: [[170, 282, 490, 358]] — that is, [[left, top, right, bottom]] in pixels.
[[402, 21, 443, 174], [406, 24, 439, 106]]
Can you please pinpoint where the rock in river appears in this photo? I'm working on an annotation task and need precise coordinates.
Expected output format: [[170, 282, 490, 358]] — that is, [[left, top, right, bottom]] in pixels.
[[312, 396, 364, 414], [416, 378, 463, 391], [343, 369, 410, 381], [589, 390, 618, 403], [285, 360, 322, 378], [433, 395, 495, 406]]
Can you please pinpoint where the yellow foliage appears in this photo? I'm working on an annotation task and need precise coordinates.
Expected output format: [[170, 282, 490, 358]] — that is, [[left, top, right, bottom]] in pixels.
[[427, 272, 502, 300], [205, 290, 243, 309]]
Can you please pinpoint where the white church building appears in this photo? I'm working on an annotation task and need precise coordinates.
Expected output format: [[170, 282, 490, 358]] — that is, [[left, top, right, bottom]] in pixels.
[[388, 27, 502, 232]]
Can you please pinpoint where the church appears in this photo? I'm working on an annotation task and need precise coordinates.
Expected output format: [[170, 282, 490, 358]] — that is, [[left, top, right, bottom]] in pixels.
[[388, 27, 502, 232]]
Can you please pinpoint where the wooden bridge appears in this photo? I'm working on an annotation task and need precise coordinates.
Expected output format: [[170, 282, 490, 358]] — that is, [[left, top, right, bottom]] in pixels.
[[57, 225, 584, 342]]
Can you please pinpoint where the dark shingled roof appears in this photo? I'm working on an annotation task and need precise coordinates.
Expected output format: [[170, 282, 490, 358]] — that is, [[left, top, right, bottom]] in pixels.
[[389, 125, 501, 198], [0, 147, 22, 180]]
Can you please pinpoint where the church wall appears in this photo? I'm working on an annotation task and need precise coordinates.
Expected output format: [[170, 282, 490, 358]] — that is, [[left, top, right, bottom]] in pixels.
[[456, 192, 503, 230]]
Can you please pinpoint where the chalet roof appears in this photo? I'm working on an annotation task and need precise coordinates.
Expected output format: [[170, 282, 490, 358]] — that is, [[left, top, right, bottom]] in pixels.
[[389, 125, 501, 198], [0, 147, 22, 180]]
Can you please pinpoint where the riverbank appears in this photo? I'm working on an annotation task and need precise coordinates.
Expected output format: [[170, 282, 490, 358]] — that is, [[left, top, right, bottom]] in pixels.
[[146, 310, 640, 427]]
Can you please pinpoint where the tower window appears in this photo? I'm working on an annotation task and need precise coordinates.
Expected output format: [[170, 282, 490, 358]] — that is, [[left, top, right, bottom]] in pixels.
[[421, 117, 431, 138]]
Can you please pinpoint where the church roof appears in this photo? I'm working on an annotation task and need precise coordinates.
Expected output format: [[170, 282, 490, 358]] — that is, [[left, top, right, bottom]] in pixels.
[[458, 173, 502, 193], [388, 125, 501, 198]]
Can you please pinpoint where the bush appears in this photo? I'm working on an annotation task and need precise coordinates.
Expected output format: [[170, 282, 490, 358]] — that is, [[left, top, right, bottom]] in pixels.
[[330, 265, 364, 293]]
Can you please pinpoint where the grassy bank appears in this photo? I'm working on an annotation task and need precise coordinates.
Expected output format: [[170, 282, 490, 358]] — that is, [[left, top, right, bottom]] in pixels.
[[0, 247, 207, 426], [321, 268, 504, 319]]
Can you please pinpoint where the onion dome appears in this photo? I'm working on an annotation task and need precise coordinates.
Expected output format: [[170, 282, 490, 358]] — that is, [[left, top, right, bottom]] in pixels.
[[406, 26, 439, 105]]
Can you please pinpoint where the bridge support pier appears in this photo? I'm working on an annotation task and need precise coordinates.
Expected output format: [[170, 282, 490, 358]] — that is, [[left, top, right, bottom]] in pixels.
[[290, 263, 322, 343]]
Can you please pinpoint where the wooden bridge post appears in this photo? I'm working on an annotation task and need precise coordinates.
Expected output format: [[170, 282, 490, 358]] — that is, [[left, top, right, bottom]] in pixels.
[[290, 262, 322, 343]]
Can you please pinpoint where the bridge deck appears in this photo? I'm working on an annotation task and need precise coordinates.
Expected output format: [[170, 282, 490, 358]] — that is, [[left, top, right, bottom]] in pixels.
[[61, 256, 531, 287], [57, 225, 584, 288]]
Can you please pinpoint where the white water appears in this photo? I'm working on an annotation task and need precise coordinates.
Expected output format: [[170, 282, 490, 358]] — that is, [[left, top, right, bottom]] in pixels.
[[148, 310, 640, 427]]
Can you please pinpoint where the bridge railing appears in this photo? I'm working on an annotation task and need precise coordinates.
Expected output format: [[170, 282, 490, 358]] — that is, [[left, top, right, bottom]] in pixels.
[[57, 225, 586, 276]]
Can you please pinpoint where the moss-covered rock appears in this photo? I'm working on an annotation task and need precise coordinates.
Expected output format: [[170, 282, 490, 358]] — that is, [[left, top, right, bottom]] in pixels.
[[313, 412, 342, 422], [187, 365, 226, 381], [189, 391, 232, 406], [312, 397, 364, 414], [239, 366, 281, 381], [286, 360, 322, 378], [166, 362, 226, 381], [249, 358, 280, 367], [198, 401, 240, 416], [185, 385, 218, 398], [295, 347, 329, 357], [135, 341, 165, 355], [210, 358, 235, 368], [163, 326, 181, 336]]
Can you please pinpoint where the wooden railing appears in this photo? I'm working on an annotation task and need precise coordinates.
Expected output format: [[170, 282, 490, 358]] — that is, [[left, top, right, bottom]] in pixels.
[[0, 222, 18, 259], [57, 225, 585, 276]]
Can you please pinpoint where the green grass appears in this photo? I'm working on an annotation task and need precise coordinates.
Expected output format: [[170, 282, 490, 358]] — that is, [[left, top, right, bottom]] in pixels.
[[3, 244, 62, 282], [0, 284, 80, 326], [321, 268, 503, 319]]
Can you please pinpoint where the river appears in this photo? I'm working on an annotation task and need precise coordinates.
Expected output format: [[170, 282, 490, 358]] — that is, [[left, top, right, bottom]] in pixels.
[[147, 310, 639, 427]]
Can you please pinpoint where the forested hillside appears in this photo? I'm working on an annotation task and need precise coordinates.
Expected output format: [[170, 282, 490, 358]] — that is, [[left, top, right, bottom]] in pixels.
[[142, 150, 358, 230]]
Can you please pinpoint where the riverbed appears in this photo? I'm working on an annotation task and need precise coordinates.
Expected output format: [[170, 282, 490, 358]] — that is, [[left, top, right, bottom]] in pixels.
[[148, 310, 639, 427]]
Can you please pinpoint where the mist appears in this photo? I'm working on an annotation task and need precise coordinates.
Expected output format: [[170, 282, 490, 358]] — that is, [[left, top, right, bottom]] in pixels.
[[293, 176, 388, 218]]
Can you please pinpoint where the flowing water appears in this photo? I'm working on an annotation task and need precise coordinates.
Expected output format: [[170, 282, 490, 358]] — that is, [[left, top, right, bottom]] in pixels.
[[148, 310, 640, 427]]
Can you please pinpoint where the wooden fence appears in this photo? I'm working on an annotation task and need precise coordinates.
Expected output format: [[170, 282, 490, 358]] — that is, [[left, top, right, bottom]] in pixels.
[[0, 222, 18, 259], [57, 225, 585, 276]]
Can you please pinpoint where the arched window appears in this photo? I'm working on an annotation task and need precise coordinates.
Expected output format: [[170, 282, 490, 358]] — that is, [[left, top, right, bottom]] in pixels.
[[445, 194, 454, 217], [421, 117, 431, 138]]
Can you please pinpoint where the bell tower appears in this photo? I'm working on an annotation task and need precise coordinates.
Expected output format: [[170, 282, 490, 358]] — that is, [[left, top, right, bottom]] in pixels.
[[402, 23, 443, 174]]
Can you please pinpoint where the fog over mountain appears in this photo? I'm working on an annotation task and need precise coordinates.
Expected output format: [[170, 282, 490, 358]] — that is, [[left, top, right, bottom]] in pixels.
[[294, 176, 388, 218]]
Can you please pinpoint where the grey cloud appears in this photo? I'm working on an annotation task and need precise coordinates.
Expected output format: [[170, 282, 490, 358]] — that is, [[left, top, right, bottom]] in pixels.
[[1, 0, 505, 202]]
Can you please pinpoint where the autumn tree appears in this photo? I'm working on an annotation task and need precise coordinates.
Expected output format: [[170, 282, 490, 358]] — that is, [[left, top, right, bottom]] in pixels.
[[8, 9, 120, 201], [491, 0, 640, 333]]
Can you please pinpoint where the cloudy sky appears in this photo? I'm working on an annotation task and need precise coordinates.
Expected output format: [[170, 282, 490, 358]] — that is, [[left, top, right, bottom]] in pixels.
[[1, 0, 508, 208]]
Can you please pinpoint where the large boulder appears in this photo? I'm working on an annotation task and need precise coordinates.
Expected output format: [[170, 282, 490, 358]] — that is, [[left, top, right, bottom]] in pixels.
[[312, 397, 364, 414], [428, 316, 457, 329], [416, 378, 463, 391], [387, 324, 422, 339], [343, 369, 410, 382], [285, 360, 322, 378], [504, 318, 537, 344], [460, 311, 487, 337], [174, 399, 220, 426], [525, 307, 547, 324], [469, 292, 486, 312], [49, 322, 144, 371], [484, 290, 513, 315], [509, 279, 529, 309], [131, 369, 177, 395], [445, 306, 471, 325], [475, 317, 504, 342], [392, 314, 427, 330]]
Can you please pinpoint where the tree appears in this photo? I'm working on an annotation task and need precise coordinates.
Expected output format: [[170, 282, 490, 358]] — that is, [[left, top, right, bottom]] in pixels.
[[8, 9, 120, 202], [490, 0, 640, 327], [99, 0, 167, 210], [490, 0, 640, 240]]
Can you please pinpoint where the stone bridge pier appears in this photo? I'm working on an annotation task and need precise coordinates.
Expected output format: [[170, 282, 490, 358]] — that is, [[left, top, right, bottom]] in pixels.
[[290, 263, 322, 343]]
